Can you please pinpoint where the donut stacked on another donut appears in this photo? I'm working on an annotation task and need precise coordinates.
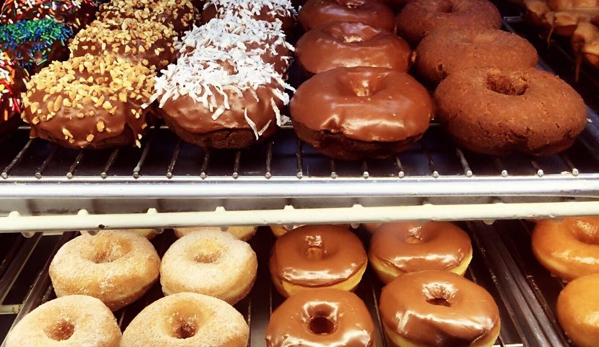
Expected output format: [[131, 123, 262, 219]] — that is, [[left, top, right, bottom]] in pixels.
[[0, 50, 28, 136], [4, 295, 121, 347], [201, 0, 297, 33], [298, 0, 396, 32]]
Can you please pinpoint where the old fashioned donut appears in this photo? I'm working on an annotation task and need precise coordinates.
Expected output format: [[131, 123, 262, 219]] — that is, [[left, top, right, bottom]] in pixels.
[[415, 28, 538, 85], [434, 67, 587, 156], [380, 270, 501, 347], [557, 273, 599, 347], [296, 21, 412, 75], [369, 222, 473, 284], [290, 67, 434, 160], [160, 230, 257, 304], [121, 292, 248, 347], [298, 0, 395, 32], [266, 288, 375, 347], [269, 225, 367, 297], [396, 0, 502, 46], [49, 231, 160, 311], [532, 217, 599, 281], [173, 226, 257, 241], [5, 295, 121, 347]]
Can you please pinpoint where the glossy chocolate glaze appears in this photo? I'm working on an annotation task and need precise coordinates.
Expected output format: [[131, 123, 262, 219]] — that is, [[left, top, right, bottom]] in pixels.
[[290, 67, 434, 143], [380, 270, 500, 347], [270, 225, 367, 287], [296, 21, 412, 74], [298, 0, 395, 32], [370, 222, 472, 273], [266, 288, 375, 347]]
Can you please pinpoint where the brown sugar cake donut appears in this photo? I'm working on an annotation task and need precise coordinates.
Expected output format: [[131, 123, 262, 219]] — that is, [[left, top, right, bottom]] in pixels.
[[557, 273, 599, 347], [415, 28, 538, 85], [380, 270, 501, 347], [298, 0, 395, 32], [173, 226, 257, 241], [49, 231, 160, 311], [266, 288, 375, 347], [434, 67, 587, 156], [121, 292, 249, 347], [532, 217, 599, 281], [369, 222, 473, 284], [22, 55, 155, 150], [396, 0, 502, 46], [201, 0, 297, 33], [269, 225, 367, 297], [4, 295, 121, 347], [290, 66, 434, 160], [295, 21, 412, 75], [160, 230, 257, 304]]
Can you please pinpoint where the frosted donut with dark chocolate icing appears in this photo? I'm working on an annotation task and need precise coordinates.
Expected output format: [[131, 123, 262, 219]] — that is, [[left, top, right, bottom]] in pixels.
[[298, 0, 395, 32], [380, 270, 501, 347]]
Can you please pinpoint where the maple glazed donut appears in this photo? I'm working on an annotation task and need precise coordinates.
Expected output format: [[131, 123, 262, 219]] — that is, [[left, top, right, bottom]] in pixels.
[[173, 226, 257, 241], [298, 0, 396, 32], [557, 273, 599, 347], [380, 270, 501, 347], [121, 292, 249, 347], [369, 222, 473, 284], [532, 217, 599, 281], [160, 230, 258, 305], [4, 295, 121, 347], [266, 288, 375, 347], [415, 28, 539, 85], [49, 231, 160, 311], [434, 67, 587, 156], [290, 66, 434, 161], [296, 21, 412, 75], [396, 0, 502, 46], [269, 225, 368, 297]]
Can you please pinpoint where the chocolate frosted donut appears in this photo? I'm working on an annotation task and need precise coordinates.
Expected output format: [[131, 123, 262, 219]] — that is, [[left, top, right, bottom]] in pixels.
[[290, 67, 434, 160], [396, 0, 502, 46], [415, 29, 538, 85], [296, 21, 412, 75], [380, 270, 501, 347], [434, 67, 587, 156], [298, 0, 395, 32], [201, 0, 296, 33]]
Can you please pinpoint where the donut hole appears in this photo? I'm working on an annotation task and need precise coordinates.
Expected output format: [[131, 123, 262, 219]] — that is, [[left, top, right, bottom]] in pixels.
[[192, 241, 222, 263], [569, 219, 599, 245], [486, 74, 529, 96], [90, 239, 132, 264], [45, 319, 75, 341], [309, 316, 336, 335], [423, 283, 455, 308], [405, 235, 423, 244], [170, 316, 199, 339]]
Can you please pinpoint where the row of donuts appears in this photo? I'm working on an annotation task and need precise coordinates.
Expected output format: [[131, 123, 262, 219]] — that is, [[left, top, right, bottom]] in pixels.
[[5, 223, 501, 347]]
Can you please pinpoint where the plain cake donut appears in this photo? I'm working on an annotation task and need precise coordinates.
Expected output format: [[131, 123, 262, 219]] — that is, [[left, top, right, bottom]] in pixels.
[[49, 231, 160, 311], [4, 295, 121, 347], [434, 67, 587, 156], [557, 273, 599, 347], [532, 217, 599, 281], [380, 270, 501, 347], [160, 230, 257, 305], [298, 0, 395, 32], [121, 292, 249, 347]]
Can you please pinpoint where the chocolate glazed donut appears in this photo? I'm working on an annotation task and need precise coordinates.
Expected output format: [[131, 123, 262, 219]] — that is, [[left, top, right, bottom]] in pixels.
[[290, 67, 434, 160], [298, 0, 395, 32]]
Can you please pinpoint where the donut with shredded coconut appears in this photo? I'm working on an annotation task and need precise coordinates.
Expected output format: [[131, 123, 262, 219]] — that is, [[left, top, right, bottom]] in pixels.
[[121, 292, 249, 347], [201, 0, 297, 33], [160, 230, 258, 305], [4, 295, 121, 347], [49, 230, 161, 311]]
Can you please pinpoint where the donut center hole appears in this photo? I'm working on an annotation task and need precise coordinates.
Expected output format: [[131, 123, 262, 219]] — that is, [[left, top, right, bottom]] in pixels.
[[309, 316, 335, 335], [45, 319, 75, 341], [486, 74, 529, 96], [569, 219, 599, 245], [305, 235, 324, 259], [90, 240, 131, 264], [423, 283, 455, 308], [174, 322, 197, 339], [405, 235, 423, 244], [426, 297, 452, 307]]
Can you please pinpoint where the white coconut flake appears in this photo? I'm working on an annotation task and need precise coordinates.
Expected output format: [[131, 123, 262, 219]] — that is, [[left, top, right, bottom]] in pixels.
[[244, 108, 260, 139], [203, 0, 297, 19]]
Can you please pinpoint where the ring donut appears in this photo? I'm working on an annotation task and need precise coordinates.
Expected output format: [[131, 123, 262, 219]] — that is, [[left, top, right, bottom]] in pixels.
[[557, 273, 599, 347], [298, 0, 395, 32]]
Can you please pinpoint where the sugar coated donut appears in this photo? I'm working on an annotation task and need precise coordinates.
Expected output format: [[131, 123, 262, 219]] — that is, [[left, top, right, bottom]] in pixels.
[[557, 273, 599, 347], [266, 288, 375, 347], [380, 270, 501, 347], [532, 217, 599, 281], [49, 231, 160, 311], [160, 230, 257, 304], [269, 225, 367, 297], [369, 222, 473, 284], [173, 226, 257, 241], [298, 0, 395, 32], [121, 292, 249, 347], [396, 0, 502, 46], [81, 229, 157, 240], [4, 295, 121, 347], [434, 67, 587, 156], [415, 28, 538, 85]]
